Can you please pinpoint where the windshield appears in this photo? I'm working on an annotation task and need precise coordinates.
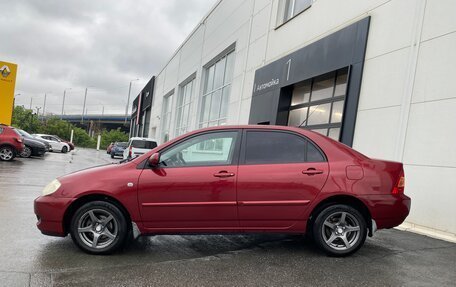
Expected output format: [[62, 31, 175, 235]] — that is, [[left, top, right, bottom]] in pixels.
[[18, 129, 33, 138], [116, 142, 128, 148], [131, 140, 157, 149]]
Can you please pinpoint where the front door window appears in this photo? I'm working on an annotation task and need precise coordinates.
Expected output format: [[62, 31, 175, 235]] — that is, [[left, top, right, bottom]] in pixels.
[[160, 131, 238, 167]]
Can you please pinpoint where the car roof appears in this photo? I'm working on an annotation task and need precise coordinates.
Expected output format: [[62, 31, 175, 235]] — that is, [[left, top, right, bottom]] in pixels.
[[179, 125, 319, 136], [130, 137, 157, 141]]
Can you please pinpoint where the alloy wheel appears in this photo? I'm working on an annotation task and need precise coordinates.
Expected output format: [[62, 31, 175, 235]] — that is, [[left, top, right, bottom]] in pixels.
[[77, 209, 118, 249], [321, 211, 361, 251], [20, 146, 32, 158], [0, 147, 14, 161]]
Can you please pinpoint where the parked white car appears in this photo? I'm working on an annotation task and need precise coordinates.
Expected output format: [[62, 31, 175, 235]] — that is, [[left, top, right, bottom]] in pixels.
[[123, 137, 157, 159], [33, 134, 71, 153]]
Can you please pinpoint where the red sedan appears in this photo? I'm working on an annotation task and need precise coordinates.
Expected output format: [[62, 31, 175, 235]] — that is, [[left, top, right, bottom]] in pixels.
[[34, 125, 410, 256]]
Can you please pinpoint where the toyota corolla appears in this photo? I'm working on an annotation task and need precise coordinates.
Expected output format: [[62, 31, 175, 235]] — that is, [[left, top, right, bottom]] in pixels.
[[34, 125, 410, 256]]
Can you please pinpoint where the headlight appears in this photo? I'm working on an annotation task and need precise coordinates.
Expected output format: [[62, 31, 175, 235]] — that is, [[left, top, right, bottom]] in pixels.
[[42, 179, 61, 196]]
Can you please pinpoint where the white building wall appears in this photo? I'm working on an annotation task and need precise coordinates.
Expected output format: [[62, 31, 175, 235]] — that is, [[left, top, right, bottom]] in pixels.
[[147, 0, 456, 238]]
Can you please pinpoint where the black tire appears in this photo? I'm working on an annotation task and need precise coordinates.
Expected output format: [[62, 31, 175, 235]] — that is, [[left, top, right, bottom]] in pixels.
[[110, 153, 114, 158], [312, 204, 367, 257], [61, 146, 68, 153], [0, 146, 15, 161], [70, 201, 129, 255], [20, 146, 32, 158]]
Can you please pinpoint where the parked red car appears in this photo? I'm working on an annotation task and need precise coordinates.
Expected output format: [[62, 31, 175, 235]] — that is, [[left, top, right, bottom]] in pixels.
[[106, 142, 114, 154], [0, 124, 25, 161], [34, 125, 410, 256]]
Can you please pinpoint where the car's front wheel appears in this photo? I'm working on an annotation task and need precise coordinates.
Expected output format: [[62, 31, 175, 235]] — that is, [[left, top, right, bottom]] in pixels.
[[20, 146, 32, 158], [70, 201, 128, 254], [312, 204, 367, 257]]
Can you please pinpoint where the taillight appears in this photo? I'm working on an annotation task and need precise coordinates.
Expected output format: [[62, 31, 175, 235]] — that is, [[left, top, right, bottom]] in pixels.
[[128, 146, 132, 158], [392, 171, 405, 194], [15, 137, 22, 143]]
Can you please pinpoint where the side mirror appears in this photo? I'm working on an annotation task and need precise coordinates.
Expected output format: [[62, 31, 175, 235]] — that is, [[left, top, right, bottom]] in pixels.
[[148, 152, 161, 167]]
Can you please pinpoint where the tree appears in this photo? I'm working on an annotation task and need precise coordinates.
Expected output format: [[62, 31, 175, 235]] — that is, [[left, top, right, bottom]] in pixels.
[[11, 106, 129, 149], [100, 128, 129, 149], [11, 106, 42, 133]]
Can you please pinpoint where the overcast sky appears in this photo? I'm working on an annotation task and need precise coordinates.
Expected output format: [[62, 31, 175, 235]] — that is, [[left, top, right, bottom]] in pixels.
[[1, 0, 217, 115]]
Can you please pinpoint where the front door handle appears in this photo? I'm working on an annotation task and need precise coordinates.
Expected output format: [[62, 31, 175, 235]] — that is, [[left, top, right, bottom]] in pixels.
[[302, 168, 323, 175], [213, 171, 235, 178]]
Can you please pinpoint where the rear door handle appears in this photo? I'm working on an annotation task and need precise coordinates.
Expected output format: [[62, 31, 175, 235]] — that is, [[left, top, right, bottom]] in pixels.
[[302, 168, 323, 175], [213, 171, 235, 178]]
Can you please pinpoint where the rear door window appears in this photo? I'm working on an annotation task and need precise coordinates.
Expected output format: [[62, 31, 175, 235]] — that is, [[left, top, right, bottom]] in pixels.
[[243, 131, 325, 164], [132, 140, 157, 149]]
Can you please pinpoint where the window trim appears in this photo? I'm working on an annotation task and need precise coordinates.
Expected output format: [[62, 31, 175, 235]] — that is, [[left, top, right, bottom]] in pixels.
[[276, 0, 313, 29], [199, 44, 236, 128], [287, 67, 349, 140], [154, 129, 243, 169], [160, 89, 174, 142], [239, 129, 327, 165], [175, 76, 196, 136]]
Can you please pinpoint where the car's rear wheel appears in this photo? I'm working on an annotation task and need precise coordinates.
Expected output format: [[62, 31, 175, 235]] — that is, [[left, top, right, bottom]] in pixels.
[[20, 146, 32, 158], [0, 146, 15, 161], [61, 146, 68, 153], [312, 204, 367, 257], [70, 201, 128, 254]]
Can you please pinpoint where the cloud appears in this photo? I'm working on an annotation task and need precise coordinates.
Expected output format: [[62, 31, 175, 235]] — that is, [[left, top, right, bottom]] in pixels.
[[1, 0, 216, 115]]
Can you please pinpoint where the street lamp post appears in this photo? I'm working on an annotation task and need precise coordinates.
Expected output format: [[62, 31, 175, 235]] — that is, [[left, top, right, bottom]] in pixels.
[[124, 79, 139, 124], [12, 93, 20, 116], [43, 93, 49, 117], [82, 88, 88, 124], [61, 88, 71, 119], [13, 93, 20, 108]]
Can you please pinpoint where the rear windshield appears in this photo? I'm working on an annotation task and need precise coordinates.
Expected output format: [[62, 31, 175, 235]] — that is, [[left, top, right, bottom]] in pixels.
[[131, 140, 157, 149]]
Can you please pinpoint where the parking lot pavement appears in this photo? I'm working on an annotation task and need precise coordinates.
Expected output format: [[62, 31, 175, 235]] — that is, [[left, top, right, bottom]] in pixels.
[[0, 148, 454, 287]]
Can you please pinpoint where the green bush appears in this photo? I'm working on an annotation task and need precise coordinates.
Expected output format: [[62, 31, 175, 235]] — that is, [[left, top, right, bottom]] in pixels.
[[100, 128, 129, 149]]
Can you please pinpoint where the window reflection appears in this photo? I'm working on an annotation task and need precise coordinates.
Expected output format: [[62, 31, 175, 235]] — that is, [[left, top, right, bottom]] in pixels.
[[287, 67, 348, 142]]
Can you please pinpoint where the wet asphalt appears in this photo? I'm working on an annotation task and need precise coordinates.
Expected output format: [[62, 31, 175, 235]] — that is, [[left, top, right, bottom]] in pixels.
[[0, 148, 454, 287]]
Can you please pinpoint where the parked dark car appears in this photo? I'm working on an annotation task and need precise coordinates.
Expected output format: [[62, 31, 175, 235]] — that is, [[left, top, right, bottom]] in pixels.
[[19, 137, 46, 158], [16, 129, 52, 152], [34, 125, 410, 256], [110, 142, 128, 158], [0, 124, 24, 161]]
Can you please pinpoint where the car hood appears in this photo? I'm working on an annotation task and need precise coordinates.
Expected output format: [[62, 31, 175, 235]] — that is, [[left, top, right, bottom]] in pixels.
[[55, 161, 140, 198], [24, 138, 46, 148]]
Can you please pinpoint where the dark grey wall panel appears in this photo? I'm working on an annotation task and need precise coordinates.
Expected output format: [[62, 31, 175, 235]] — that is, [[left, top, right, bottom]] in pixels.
[[249, 17, 370, 147]]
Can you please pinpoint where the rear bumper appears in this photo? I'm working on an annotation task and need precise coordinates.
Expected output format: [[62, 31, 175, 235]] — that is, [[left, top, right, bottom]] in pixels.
[[365, 194, 411, 230], [34, 195, 75, 237]]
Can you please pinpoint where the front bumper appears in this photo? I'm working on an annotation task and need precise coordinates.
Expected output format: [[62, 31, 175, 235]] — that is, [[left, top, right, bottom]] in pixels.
[[32, 147, 46, 157], [34, 195, 75, 237]]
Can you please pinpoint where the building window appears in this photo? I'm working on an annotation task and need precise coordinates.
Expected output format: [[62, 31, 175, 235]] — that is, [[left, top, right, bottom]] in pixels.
[[160, 92, 173, 143], [200, 50, 235, 128], [143, 109, 151, 138], [277, 0, 312, 26], [287, 67, 348, 141], [175, 79, 194, 136]]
